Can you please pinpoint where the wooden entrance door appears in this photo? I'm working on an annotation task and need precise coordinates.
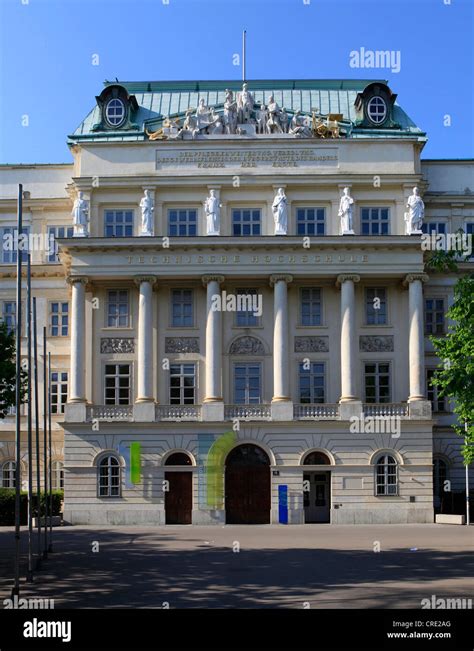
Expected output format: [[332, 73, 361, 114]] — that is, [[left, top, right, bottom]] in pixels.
[[165, 472, 192, 524], [225, 444, 270, 524], [304, 472, 330, 523]]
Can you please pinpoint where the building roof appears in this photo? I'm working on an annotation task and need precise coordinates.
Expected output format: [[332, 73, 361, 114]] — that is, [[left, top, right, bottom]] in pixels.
[[69, 79, 425, 143]]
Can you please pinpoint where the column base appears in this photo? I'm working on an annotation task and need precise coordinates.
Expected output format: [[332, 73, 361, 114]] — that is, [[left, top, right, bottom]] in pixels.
[[408, 399, 432, 420], [65, 402, 87, 423], [271, 400, 293, 421], [133, 401, 155, 422], [339, 400, 363, 420], [202, 401, 224, 422]]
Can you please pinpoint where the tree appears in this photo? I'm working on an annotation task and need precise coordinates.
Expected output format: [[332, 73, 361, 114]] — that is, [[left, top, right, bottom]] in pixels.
[[0, 321, 26, 418]]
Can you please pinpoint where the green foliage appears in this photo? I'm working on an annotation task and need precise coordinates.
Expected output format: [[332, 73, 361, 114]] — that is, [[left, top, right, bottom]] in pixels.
[[0, 489, 63, 526], [0, 321, 27, 418], [430, 273, 474, 465]]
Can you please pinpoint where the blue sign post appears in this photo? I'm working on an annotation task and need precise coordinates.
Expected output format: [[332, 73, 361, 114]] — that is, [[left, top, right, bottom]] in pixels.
[[278, 485, 288, 524]]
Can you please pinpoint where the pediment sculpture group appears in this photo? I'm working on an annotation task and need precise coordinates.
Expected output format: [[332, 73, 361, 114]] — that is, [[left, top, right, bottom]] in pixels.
[[71, 187, 424, 237], [146, 83, 341, 141]]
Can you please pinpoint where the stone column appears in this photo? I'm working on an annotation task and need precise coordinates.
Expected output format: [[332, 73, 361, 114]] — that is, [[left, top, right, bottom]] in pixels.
[[337, 274, 361, 417], [404, 274, 428, 402], [202, 275, 225, 421], [133, 277, 157, 422], [270, 275, 293, 420], [65, 277, 88, 422]]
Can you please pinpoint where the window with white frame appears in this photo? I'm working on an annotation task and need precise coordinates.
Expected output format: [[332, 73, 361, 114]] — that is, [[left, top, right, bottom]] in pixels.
[[104, 364, 131, 405], [104, 210, 134, 237], [47, 226, 74, 263], [421, 222, 447, 236], [300, 288, 322, 326], [375, 454, 398, 495], [367, 96, 387, 125], [235, 288, 259, 327], [51, 460, 64, 490], [232, 209, 261, 236], [465, 223, 474, 258], [364, 362, 391, 403], [234, 363, 262, 404], [1, 301, 17, 334], [50, 302, 69, 336], [361, 208, 390, 235], [425, 298, 445, 335], [171, 289, 193, 327], [2, 460, 16, 488], [296, 208, 325, 236], [365, 287, 387, 325], [51, 371, 68, 415], [426, 369, 446, 412], [169, 363, 196, 405], [105, 98, 126, 128], [168, 209, 197, 237], [98, 455, 121, 497], [299, 362, 325, 404], [107, 290, 130, 327], [0, 227, 30, 264]]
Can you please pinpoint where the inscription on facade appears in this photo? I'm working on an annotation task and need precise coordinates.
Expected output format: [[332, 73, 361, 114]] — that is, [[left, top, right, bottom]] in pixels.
[[156, 147, 338, 170], [126, 253, 369, 265]]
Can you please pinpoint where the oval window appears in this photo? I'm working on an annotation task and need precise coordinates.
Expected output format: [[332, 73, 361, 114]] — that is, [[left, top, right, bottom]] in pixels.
[[105, 98, 126, 127], [367, 96, 387, 125]]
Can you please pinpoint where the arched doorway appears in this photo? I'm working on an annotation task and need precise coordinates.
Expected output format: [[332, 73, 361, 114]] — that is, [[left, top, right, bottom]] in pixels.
[[225, 444, 270, 524], [302, 451, 331, 523], [164, 452, 193, 525]]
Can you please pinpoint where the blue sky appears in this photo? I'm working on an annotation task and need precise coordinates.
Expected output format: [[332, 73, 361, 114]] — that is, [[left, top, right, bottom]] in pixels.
[[0, 0, 472, 163]]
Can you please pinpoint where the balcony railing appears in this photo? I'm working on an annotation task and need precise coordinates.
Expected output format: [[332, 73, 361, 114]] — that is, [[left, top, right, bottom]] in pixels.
[[362, 403, 409, 417], [224, 404, 272, 420], [155, 404, 202, 421], [86, 405, 134, 422], [294, 403, 340, 420]]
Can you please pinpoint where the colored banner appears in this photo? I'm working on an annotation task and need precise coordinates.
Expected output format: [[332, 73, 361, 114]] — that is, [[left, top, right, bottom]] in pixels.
[[197, 431, 237, 510]]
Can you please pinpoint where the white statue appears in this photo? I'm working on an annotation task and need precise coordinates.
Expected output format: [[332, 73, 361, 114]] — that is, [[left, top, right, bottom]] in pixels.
[[272, 188, 288, 235], [237, 82, 254, 123], [140, 190, 154, 236], [256, 104, 267, 134], [289, 110, 312, 138], [405, 186, 424, 235], [280, 108, 289, 133], [224, 89, 238, 134], [204, 190, 221, 235], [72, 191, 89, 237], [338, 187, 354, 235], [266, 95, 282, 133]]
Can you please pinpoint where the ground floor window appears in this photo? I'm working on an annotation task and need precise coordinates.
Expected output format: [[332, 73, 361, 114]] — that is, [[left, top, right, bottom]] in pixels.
[[1, 460, 16, 488], [98, 455, 121, 497], [375, 454, 398, 495], [52, 460, 64, 490]]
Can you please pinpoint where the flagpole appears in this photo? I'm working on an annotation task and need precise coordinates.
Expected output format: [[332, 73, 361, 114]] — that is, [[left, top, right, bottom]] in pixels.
[[48, 352, 53, 552], [33, 297, 42, 569], [12, 183, 23, 597], [42, 327, 48, 559], [242, 30, 246, 82], [26, 253, 33, 581]]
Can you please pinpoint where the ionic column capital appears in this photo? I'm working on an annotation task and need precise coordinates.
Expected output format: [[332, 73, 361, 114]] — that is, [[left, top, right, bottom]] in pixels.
[[134, 275, 157, 287], [403, 273, 429, 287], [66, 276, 89, 287], [269, 274, 293, 287], [202, 275, 225, 287], [336, 274, 360, 288]]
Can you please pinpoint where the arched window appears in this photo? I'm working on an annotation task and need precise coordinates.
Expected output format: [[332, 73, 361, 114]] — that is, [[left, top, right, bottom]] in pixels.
[[165, 452, 192, 466], [303, 451, 330, 466], [375, 454, 398, 495], [52, 461, 64, 490], [2, 461, 16, 488], [98, 455, 121, 497]]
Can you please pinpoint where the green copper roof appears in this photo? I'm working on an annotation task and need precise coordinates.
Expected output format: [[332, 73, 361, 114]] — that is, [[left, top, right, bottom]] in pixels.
[[69, 79, 425, 143]]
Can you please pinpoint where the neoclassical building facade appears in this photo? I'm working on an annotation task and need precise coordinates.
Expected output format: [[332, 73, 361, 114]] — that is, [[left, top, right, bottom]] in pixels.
[[0, 79, 472, 525]]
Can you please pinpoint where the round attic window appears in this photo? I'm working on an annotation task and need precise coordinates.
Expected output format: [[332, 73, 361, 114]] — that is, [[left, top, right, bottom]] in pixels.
[[105, 98, 126, 127], [367, 96, 387, 125]]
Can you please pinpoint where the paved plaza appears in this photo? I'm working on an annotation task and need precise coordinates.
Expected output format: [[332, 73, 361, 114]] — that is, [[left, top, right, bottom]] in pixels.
[[0, 524, 472, 609]]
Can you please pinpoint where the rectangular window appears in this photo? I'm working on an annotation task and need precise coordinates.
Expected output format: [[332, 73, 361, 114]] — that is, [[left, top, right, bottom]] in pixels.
[[1, 227, 30, 263], [465, 223, 474, 259], [234, 363, 262, 404], [421, 222, 447, 236], [169, 363, 196, 405], [296, 208, 325, 236], [104, 210, 134, 237], [365, 288, 387, 325], [171, 289, 193, 327], [47, 226, 74, 263], [300, 288, 322, 326], [51, 371, 68, 414], [364, 362, 391, 403], [425, 298, 445, 335], [104, 364, 131, 405], [50, 302, 69, 336], [232, 209, 261, 236], [1, 301, 16, 334], [107, 290, 130, 328], [299, 362, 325, 404], [235, 288, 259, 327], [361, 208, 390, 235], [426, 369, 446, 413], [168, 209, 197, 237]]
